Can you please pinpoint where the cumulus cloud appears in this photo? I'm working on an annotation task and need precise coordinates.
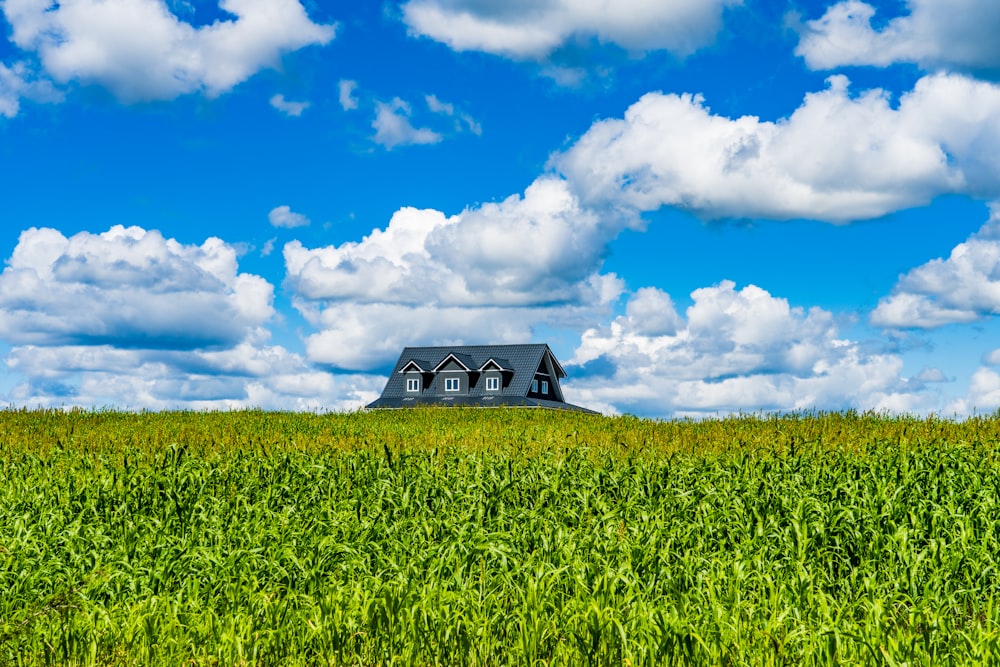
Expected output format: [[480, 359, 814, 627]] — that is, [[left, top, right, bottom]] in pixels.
[[269, 205, 310, 228], [283, 177, 626, 369], [0, 225, 381, 410], [945, 367, 1000, 416], [372, 97, 443, 149], [400, 0, 740, 59], [3, 341, 383, 410], [0, 225, 273, 349], [563, 282, 929, 417], [0, 226, 344, 408], [269, 93, 309, 116], [338, 79, 359, 110], [796, 0, 1000, 76], [2, 0, 335, 101], [0, 61, 62, 117], [871, 205, 1000, 329], [553, 73, 1000, 223]]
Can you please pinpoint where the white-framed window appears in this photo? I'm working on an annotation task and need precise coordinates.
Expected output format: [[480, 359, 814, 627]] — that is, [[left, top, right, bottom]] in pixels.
[[406, 377, 420, 392], [445, 377, 461, 392], [485, 376, 500, 391], [541, 380, 549, 395], [531, 379, 539, 393]]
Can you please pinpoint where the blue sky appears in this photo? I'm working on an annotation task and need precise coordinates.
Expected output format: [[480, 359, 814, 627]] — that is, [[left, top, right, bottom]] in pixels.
[[3, 0, 1000, 416]]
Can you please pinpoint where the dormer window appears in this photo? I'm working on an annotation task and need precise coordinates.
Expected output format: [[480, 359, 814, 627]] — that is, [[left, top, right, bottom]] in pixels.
[[485, 376, 500, 391], [406, 377, 420, 392], [531, 379, 538, 393], [541, 380, 549, 395], [444, 377, 460, 392]]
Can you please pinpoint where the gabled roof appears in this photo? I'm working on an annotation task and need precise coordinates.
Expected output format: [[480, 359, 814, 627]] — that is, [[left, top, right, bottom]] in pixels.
[[478, 357, 513, 372], [399, 359, 430, 373], [432, 352, 476, 372], [367, 344, 594, 413]]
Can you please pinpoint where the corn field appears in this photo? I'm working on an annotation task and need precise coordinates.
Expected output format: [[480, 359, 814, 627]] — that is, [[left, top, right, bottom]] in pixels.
[[2, 407, 1000, 665]]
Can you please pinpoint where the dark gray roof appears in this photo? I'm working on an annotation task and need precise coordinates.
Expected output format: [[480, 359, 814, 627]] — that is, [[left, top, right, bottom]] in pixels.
[[367, 344, 594, 413]]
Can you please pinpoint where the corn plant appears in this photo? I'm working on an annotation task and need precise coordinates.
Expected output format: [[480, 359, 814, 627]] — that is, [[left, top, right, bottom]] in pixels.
[[1, 408, 999, 665]]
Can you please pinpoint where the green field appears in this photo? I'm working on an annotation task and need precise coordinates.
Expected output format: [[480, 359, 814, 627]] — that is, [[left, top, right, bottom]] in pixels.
[[2, 408, 1000, 665]]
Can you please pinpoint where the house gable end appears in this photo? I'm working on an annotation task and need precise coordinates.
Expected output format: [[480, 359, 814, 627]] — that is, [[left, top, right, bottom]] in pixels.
[[437, 359, 467, 373], [479, 357, 513, 372], [432, 353, 474, 372], [399, 359, 429, 373]]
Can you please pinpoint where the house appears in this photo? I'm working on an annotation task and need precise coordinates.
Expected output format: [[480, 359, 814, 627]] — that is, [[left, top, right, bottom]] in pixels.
[[366, 344, 596, 413]]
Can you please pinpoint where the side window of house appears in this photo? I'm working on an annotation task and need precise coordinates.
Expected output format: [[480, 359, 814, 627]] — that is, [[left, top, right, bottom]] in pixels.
[[445, 377, 460, 392], [486, 376, 500, 391], [406, 377, 420, 392], [541, 380, 549, 395], [531, 379, 538, 393]]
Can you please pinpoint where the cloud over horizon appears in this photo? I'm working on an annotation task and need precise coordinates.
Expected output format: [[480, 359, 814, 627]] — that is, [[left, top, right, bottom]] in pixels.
[[0, 225, 379, 411], [564, 282, 932, 417]]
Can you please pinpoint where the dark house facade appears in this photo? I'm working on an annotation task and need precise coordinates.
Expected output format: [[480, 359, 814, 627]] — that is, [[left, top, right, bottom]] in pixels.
[[366, 344, 595, 413]]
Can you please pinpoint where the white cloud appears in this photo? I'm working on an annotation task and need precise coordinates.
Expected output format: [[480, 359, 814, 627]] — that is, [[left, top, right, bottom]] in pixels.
[[283, 177, 625, 369], [0, 61, 62, 117], [425, 93, 453, 115], [563, 282, 930, 417], [2, 0, 335, 101], [372, 97, 442, 149], [268, 205, 310, 228], [295, 302, 559, 371], [985, 349, 1000, 366], [914, 367, 948, 383], [553, 73, 1000, 222], [872, 205, 1000, 329], [0, 225, 377, 410], [538, 64, 588, 88], [338, 78, 359, 110], [261, 237, 277, 257], [0, 62, 31, 118], [285, 178, 624, 307], [796, 0, 1000, 75], [624, 287, 682, 336], [945, 367, 1000, 416], [0, 225, 273, 349], [401, 0, 741, 59], [269, 93, 309, 116], [425, 93, 482, 135], [3, 341, 383, 410]]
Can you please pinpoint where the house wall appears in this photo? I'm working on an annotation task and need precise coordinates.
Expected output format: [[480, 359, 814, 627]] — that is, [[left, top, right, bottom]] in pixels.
[[527, 373, 552, 398], [483, 370, 503, 392], [403, 371, 423, 392], [438, 371, 469, 394]]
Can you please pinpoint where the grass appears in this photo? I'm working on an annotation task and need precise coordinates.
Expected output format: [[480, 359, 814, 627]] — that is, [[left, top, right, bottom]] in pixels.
[[1, 408, 1000, 665]]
